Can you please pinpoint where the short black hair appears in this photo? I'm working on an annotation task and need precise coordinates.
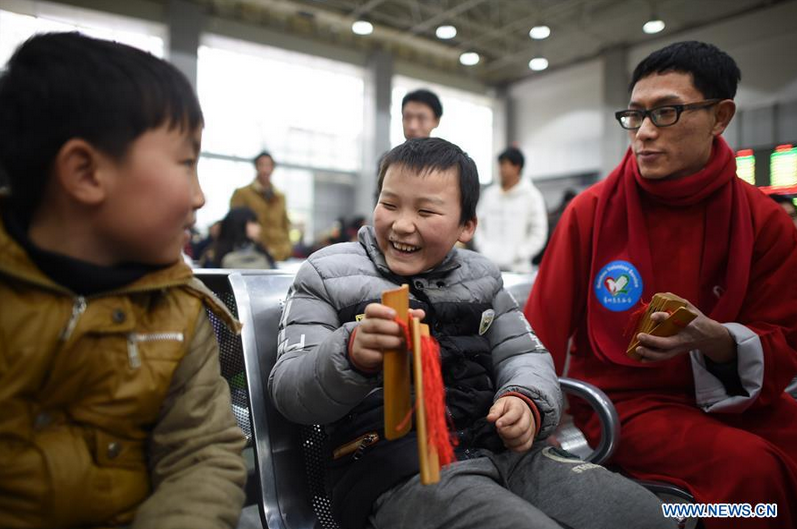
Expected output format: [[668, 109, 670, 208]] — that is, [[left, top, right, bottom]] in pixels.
[[630, 41, 741, 100], [0, 32, 203, 222], [253, 151, 275, 166], [498, 147, 525, 170], [401, 89, 443, 119], [377, 137, 478, 225]]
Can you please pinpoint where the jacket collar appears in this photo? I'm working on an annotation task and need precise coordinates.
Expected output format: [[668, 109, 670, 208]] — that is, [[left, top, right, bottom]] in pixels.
[[0, 213, 239, 330], [357, 225, 461, 279], [251, 179, 278, 197]]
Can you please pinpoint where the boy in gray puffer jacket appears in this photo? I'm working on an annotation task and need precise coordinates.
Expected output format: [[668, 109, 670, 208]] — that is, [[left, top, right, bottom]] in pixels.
[[268, 138, 674, 529]]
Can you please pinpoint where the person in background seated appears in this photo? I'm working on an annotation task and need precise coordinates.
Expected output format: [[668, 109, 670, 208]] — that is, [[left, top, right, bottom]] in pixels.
[[230, 151, 292, 261], [192, 219, 222, 261], [269, 137, 674, 529], [201, 207, 275, 269], [771, 193, 797, 229], [0, 32, 247, 528], [474, 146, 548, 273], [526, 41, 797, 529]]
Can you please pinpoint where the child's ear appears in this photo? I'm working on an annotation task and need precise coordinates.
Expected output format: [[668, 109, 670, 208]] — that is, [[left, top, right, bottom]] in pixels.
[[52, 139, 109, 205], [457, 217, 477, 244]]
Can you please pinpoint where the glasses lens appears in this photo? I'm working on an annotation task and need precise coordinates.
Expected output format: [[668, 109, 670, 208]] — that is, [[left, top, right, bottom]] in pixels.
[[618, 111, 641, 129], [651, 107, 679, 126]]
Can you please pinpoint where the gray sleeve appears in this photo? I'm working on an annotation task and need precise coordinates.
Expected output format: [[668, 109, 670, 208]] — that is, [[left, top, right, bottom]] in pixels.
[[690, 322, 763, 413], [267, 260, 380, 425], [489, 287, 563, 438]]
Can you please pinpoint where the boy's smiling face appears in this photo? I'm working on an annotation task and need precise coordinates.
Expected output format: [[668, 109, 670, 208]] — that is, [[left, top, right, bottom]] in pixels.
[[374, 164, 476, 277], [95, 125, 205, 265]]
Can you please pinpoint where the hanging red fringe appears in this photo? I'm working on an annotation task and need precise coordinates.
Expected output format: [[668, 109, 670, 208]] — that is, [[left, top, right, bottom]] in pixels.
[[420, 335, 457, 467], [392, 317, 457, 468]]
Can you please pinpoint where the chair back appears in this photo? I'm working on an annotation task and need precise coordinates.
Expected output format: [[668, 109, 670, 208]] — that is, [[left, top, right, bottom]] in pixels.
[[195, 269, 253, 444]]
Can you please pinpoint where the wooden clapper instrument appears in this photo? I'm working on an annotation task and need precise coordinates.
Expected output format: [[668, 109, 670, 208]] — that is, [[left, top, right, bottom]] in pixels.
[[382, 284, 453, 485], [626, 292, 698, 360]]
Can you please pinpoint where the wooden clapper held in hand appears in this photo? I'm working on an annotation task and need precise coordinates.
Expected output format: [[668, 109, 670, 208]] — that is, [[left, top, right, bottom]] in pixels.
[[626, 292, 698, 360], [381, 284, 455, 485]]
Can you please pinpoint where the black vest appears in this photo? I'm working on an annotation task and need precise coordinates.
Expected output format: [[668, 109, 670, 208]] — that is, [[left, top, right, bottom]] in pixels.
[[329, 281, 502, 529]]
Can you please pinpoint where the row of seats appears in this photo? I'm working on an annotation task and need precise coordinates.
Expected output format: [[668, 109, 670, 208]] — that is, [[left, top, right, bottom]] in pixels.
[[195, 269, 696, 529]]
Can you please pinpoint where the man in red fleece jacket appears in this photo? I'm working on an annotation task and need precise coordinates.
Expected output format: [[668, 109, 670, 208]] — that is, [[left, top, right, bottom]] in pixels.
[[526, 41, 797, 529]]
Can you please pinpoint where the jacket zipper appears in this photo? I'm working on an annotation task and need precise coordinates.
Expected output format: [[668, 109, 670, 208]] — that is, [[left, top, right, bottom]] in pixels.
[[59, 296, 87, 341], [352, 432, 379, 460], [127, 332, 184, 369], [332, 431, 380, 461]]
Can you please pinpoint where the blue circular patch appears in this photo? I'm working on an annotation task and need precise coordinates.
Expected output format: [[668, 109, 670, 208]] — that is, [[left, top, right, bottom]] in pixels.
[[594, 260, 643, 312]]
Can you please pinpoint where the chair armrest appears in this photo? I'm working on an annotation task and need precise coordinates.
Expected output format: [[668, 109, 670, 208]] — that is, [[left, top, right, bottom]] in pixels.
[[558, 377, 620, 465]]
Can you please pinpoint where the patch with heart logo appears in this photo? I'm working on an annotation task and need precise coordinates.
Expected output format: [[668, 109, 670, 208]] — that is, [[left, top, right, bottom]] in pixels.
[[594, 260, 643, 312]]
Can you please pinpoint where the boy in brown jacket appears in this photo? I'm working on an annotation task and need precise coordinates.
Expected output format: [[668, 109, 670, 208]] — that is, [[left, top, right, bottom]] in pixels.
[[0, 33, 247, 528]]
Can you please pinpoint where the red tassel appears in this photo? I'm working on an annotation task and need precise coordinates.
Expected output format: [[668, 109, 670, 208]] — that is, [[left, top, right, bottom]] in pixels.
[[392, 317, 457, 467], [420, 335, 457, 467]]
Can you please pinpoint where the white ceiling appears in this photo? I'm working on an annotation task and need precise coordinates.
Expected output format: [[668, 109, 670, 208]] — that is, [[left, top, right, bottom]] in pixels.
[[189, 0, 791, 85]]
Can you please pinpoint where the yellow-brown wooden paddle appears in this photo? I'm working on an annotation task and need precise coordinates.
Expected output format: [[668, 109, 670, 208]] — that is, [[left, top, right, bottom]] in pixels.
[[382, 284, 411, 440], [413, 321, 440, 484]]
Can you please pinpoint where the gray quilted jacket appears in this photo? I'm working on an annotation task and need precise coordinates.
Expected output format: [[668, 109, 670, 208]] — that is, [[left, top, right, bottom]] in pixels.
[[268, 226, 562, 438]]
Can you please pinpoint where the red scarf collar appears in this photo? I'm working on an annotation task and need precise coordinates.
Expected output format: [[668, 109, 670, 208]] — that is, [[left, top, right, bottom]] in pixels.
[[587, 136, 754, 366]]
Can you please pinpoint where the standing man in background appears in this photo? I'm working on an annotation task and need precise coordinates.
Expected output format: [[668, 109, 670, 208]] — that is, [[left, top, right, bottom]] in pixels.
[[475, 147, 547, 273], [401, 89, 442, 140], [375, 89, 444, 202], [230, 151, 292, 261]]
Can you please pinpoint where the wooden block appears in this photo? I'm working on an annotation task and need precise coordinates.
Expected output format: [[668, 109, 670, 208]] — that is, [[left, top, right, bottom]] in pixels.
[[382, 284, 411, 440], [626, 293, 697, 360], [413, 321, 439, 485]]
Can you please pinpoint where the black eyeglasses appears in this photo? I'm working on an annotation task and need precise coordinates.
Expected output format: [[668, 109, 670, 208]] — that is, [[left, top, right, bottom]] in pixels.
[[615, 99, 721, 130]]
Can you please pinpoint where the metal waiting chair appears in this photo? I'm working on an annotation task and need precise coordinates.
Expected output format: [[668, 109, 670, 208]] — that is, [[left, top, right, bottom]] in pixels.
[[197, 269, 693, 529]]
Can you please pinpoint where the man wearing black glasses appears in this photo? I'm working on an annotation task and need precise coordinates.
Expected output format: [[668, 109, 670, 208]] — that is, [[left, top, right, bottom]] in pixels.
[[526, 41, 797, 529]]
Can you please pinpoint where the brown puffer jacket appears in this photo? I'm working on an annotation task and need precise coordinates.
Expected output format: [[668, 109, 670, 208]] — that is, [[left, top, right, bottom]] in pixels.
[[230, 181, 292, 261], [0, 219, 247, 529]]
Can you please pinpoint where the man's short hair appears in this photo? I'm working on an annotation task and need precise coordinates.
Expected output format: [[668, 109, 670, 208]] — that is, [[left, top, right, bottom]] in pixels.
[[0, 32, 203, 222], [401, 89, 443, 119], [253, 151, 275, 166], [498, 147, 525, 170], [630, 41, 741, 100], [377, 138, 478, 225]]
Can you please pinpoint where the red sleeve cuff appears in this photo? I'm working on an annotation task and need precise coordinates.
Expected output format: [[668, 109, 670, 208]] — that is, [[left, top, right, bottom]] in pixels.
[[500, 391, 542, 437], [347, 328, 381, 376]]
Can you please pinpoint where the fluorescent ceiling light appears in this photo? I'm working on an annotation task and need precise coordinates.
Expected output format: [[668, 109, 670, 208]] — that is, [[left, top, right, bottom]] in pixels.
[[529, 25, 551, 40], [529, 57, 549, 71], [352, 20, 373, 35], [436, 25, 457, 39], [459, 52, 480, 66], [643, 19, 665, 34]]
